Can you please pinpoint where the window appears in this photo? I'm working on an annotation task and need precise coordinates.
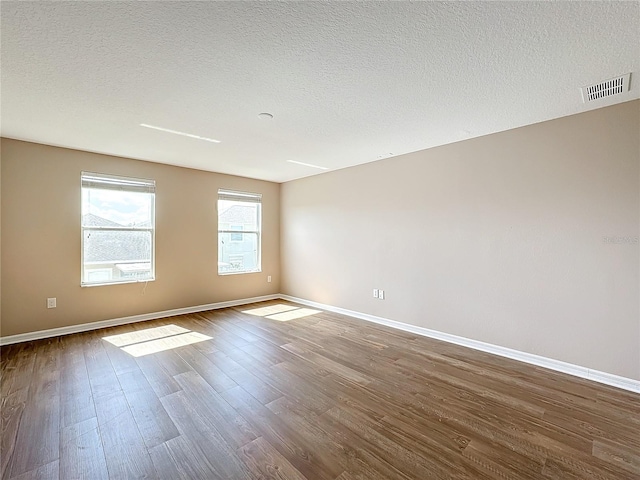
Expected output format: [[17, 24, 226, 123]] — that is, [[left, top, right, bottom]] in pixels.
[[81, 172, 155, 286], [218, 189, 261, 274]]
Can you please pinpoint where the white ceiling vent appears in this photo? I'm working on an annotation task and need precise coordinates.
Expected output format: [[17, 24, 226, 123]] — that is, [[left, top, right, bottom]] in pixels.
[[581, 74, 631, 103]]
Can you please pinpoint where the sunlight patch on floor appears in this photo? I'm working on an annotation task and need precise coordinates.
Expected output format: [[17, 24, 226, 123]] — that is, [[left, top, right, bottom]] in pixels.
[[242, 303, 322, 322], [103, 324, 190, 347], [103, 324, 212, 357], [121, 332, 212, 357], [242, 304, 299, 317], [266, 308, 322, 322]]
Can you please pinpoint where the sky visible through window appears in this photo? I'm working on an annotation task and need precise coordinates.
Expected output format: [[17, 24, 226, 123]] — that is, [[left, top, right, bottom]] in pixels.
[[82, 188, 153, 226]]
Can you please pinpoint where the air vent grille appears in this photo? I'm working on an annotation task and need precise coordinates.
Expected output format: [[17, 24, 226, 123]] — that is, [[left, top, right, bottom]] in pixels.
[[581, 74, 630, 103]]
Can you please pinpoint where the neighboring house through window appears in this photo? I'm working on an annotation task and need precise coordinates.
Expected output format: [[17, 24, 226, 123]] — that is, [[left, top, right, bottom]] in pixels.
[[218, 189, 261, 274], [81, 172, 156, 286]]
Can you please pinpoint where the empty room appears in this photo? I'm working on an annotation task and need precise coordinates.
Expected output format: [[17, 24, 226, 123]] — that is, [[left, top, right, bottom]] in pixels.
[[1, 2, 639, 479]]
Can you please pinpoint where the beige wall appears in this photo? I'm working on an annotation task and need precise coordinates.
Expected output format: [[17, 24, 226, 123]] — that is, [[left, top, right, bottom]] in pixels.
[[1, 139, 280, 337], [281, 100, 640, 380]]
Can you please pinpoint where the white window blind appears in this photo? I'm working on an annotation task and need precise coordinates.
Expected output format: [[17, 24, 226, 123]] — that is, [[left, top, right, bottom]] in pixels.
[[218, 189, 262, 203], [82, 172, 156, 194]]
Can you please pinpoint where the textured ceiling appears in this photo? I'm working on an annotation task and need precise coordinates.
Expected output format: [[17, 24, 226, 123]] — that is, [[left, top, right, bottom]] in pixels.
[[1, 1, 639, 183]]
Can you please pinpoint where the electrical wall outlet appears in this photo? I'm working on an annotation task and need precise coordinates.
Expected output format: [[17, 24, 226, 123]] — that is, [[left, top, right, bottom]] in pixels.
[[267, 275, 272, 283], [47, 298, 57, 309], [378, 290, 385, 300], [373, 289, 379, 298]]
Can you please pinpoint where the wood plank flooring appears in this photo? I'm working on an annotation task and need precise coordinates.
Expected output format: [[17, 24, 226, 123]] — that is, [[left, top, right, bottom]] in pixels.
[[1, 300, 639, 479]]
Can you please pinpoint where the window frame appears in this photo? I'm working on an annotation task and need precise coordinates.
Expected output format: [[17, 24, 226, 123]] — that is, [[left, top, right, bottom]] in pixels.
[[217, 189, 262, 275], [81, 172, 156, 287]]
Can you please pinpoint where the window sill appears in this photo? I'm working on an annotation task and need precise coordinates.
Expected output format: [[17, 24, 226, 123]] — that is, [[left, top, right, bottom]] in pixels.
[[218, 270, 262, 276], [81, 278, 156, 287]]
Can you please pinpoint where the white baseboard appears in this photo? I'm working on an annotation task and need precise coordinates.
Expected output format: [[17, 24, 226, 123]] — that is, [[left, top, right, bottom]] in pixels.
[[280, 295, 640, 394], [0, 294, 280, 346]]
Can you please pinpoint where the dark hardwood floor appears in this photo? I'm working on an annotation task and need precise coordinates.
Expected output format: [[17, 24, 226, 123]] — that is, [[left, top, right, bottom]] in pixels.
[[1, 300, 639, 479]]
